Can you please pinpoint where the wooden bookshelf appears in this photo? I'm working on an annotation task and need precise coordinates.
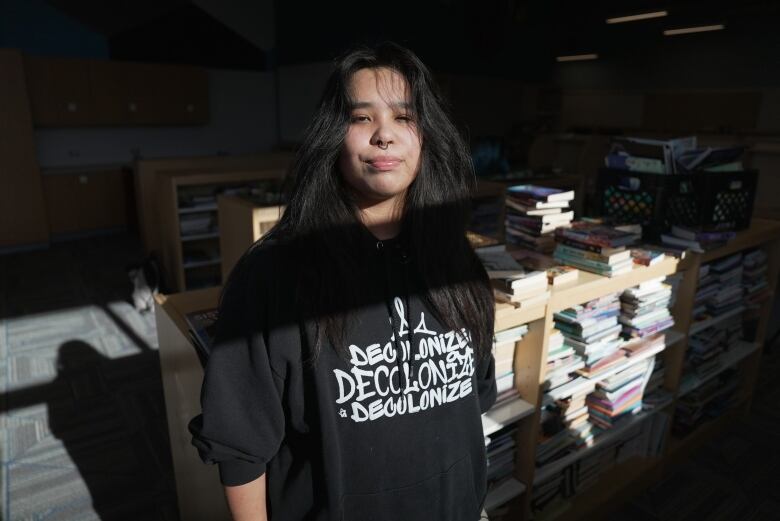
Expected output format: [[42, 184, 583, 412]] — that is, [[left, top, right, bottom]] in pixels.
[[156, 169, 286, 292], [153, 287, 229, 521], [152, 218, 780, 521]]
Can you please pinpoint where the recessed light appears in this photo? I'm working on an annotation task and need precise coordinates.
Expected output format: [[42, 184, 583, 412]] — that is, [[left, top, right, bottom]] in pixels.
[[663, 24, 725, 36], [556, 54, 599, 62], [606, 11, 668, 24]]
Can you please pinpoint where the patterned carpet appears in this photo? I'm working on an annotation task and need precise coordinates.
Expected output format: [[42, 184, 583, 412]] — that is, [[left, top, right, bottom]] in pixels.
[[0, 233, 777, 520], [0, 234, 178, 521]]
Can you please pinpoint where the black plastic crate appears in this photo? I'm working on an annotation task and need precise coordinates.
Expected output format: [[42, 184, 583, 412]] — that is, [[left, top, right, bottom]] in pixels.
[[597, 168, 758, 237]]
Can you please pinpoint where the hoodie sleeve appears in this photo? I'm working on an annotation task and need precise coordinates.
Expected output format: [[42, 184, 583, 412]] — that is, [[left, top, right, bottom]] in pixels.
[[476, 350, 497, 413], [188, 249, 286, 486]]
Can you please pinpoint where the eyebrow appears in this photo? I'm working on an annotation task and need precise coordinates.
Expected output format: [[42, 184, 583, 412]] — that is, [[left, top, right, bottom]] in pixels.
[[349, 101, 412, 110]]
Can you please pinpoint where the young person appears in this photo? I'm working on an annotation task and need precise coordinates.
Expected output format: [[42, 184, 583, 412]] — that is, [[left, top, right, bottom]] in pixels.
[[189, 42, 497, 521]]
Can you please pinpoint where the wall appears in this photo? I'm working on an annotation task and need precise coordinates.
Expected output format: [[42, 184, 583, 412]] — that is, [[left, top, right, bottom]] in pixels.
[[0, 0, 108, 58]]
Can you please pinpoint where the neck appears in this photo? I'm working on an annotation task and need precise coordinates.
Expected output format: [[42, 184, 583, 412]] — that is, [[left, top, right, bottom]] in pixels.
[[356, 195, 404, 240]]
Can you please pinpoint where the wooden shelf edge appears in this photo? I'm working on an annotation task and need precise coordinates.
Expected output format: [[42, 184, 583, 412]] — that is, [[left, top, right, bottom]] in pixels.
[[483, 397, 536, 437]]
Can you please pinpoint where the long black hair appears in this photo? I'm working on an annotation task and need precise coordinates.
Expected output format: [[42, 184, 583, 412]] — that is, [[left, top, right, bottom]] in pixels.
[[251, 42, 494, 362]]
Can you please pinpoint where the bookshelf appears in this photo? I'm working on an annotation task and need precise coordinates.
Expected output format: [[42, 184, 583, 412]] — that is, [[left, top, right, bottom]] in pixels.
[[156, 170, 286, 292], [511, 217, 780, 521], [153, 287, 229, 521], [152, 218, 780, 521]]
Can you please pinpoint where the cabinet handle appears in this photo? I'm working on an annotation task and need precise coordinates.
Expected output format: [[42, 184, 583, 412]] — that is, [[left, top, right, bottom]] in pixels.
[[129, 102, 138, 112], [67, 102, 78, 112], [186, 104, 195, 113]]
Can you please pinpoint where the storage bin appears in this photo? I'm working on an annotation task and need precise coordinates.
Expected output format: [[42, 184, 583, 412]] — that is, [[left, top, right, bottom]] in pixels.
[[597, 168, 758, 237]]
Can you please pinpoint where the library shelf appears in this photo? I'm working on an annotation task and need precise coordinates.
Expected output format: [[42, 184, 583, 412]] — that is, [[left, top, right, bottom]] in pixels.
[[535, 454, 663, 521], [677, 341, 760, 397], [687, 305, 746, 336], [532, 399, 672, 486], [548, 257, 678, 313], [180, 232, 220, 242], [182, 258, 222, 269], [699, 218, 780, 263], [666, 397, 749, 463], [483, 396, 536, 437], [178, 204, 218, 214], [485, 477, 526, 512]]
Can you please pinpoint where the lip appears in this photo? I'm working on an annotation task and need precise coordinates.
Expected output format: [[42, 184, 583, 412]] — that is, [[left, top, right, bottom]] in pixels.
[[365, 156, 402, 171]]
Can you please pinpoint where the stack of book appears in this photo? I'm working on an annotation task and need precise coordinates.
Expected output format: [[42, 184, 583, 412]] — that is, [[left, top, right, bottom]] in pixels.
[[491, 270, 550, 308], [180, 213, 217, 236], [619, 277, 675, 339], [536, 413, 578, 467], [586, 359, 653, 431], [660, 225, 736, 254], [686, 314, 743, 380], [673, 369, 739, 436], [492, 324, 529, 406], [743, 248, 770, 309], [554, 222, 640, 277], [485, 423, 519, 484], [504, 185, 575, 253], [692, 263, 717, 320], [642, 358, 673, 410], [708, 253, 744, 317], [544, 329, 584, 391], [554, 293, 624, 378], [476, 245, 551, 308], [555, 385, 596, 448]]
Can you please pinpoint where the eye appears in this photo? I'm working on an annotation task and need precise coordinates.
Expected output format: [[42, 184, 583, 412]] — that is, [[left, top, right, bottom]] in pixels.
[[396, 114, 413, 122], [350, 115, 370, 123]]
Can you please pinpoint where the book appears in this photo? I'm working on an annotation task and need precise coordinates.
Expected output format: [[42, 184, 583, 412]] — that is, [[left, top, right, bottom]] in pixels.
[[631, 248, 665, 267], [507, 184, 575, 203], [555, 243, 632, 265], [670, 225, 737, 243], [185, 308, 219, 365], [546, 265, 579, 286], [558, 236, 626, 256], [556, 223, 639, 249]]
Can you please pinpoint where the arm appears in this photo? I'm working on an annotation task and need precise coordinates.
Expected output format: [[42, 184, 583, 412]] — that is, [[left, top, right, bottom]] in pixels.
[[224, 473, 268, 521]]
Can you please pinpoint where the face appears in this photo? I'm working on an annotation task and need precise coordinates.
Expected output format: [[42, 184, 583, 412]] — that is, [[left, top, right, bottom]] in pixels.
[[338, 67, 422, 210]]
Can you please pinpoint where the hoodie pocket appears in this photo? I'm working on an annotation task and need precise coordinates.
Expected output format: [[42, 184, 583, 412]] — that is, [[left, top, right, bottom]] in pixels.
[[340, 453, 480, 521]]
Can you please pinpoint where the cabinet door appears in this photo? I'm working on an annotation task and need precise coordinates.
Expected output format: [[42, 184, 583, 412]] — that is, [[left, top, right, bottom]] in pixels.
[[42, 175, 81, 234], [43, 170, 128, 235], [24, 55, 94, 126], [78, 170, 128, 230], [89, 60, 127, 126], [122, 62, 209, 126]]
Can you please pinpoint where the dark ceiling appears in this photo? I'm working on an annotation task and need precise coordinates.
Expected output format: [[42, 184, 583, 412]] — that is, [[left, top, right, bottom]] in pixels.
[[43, 0, 780, 75]]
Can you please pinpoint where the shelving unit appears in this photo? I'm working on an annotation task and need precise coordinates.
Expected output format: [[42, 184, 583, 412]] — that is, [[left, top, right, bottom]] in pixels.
[[156, 169, 286, 292], [509, 218, 780, 521], [153, 219, 780, 521]]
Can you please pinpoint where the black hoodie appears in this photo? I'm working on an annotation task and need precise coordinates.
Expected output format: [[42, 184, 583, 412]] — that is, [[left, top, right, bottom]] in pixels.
[[189, 228, 497, 521]]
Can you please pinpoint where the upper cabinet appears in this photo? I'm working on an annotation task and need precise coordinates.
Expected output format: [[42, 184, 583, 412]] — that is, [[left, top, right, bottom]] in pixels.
[[25, 55, 210, 127]]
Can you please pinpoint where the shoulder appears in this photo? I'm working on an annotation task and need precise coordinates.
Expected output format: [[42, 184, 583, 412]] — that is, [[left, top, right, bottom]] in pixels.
[[218, 236, 299, 324]]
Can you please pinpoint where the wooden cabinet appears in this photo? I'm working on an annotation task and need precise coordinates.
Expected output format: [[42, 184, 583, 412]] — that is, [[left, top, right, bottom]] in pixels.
[[24, 55, 210, 127], [24, 55, 94, 126], [41, 168, 130, 235], [0, 49, 49, 248], [217, 195, 283, 281]]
